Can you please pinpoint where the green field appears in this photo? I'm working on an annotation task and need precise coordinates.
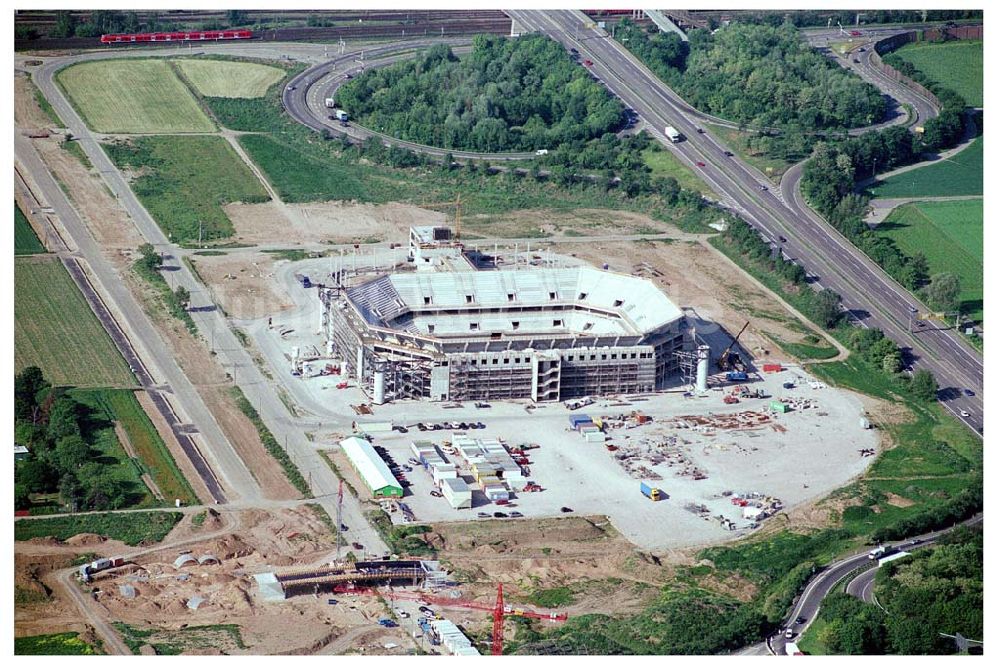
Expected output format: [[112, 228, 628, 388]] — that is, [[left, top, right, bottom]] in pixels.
[[15, 632, 99, 655], [104, 135, 269, 243], [73, 389, 198, 505], [877, 199, 982, 320], [57, 59, 215, 133], [15, 257, 136, 387], [894, 40, 983, 107], [642, 145, 715, 196], [14, 511, 183, 545], [870, 137, 983, 198], [15, 203, 46, 254], [174, 58, 285, 98]]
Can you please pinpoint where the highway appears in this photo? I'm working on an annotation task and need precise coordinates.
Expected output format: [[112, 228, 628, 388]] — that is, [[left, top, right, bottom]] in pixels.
[[506, 10, 982, 434], [770, 513, 982, 655]]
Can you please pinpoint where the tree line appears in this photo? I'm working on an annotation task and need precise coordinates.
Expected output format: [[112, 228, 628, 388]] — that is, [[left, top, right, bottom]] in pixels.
[[14, 367, 141, 512], [614, 20, 886, 131], [335, 34, 625, 153]]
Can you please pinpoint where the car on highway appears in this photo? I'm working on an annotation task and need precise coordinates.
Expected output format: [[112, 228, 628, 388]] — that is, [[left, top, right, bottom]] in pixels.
[[758, 184, 768, 191], [723, 150, 734, 156], [784, 628, 796, 639], [696, 127, 705, 134], [695, 161, 706, 167], [964, 388, 976, 397], [344, 73, 353, 79], [778, 235, 787, 243], [583, 59, 593, 66], [853, 58, 861, 63], [795, 616, 806, 625], [960, 410, 971, 418]]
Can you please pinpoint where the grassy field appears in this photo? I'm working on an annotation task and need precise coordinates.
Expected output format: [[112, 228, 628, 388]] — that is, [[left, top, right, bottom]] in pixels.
[[894, 40, 983, 107], [15, 257, 136, 387], [57, 59, 215, 134], [15, 203, 46, 254], [876, 199, 982, 320], [73, 389, 198, 505], [104, 135, 269, 243], [642, 145, 716, 196], [870, 137, 983, 198], [14, 511, 183, 545], [174, 58, 285, 98], [115, 622, 246, 655], [15, 632, 99, 655]]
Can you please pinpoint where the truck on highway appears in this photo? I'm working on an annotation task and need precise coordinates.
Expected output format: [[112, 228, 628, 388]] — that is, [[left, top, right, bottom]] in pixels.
[[868, 544, 897, 560], [333, 109, 349, 122], [785, 642, 804, 655], [324, 97, 336, 108], [640, 482, 663, 501], [664, 125, 683, 143]]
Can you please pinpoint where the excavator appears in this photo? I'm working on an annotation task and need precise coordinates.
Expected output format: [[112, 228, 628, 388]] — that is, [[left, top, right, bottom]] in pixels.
[[717, 321, 749, 372]]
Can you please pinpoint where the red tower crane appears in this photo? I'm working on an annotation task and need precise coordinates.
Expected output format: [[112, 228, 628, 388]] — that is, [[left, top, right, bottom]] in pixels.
[[491, 583, 505, 656]]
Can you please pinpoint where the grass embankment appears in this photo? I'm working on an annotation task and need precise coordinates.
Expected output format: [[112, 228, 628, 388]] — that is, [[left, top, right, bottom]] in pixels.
[[367, 510, 436, 557], [15, 632, 100, 655], [114, 622, 246, 655], [15, 511, 183, 545], [56, 59, 215, 133], [14, 256, 136, 387], [230, 387, 311, 497], [173, 58, 285, 98], [641, 144, 716, 197], [73, 389, 198, 505], [876, 199, 982, 321], [15, 203, 46, 254], [869, 137, 983, 198], [105, 135, 269, 244], [132, 259, 198, 335], [893, 40, 982, 107], [704, 124, 802, 181]]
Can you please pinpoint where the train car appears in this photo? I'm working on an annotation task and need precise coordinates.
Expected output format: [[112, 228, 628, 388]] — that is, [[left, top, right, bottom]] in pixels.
[[100, 29, 252, 45]]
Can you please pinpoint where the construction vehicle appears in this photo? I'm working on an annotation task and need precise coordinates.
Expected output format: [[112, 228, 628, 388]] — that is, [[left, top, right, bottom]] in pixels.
[[725, 371, 749, 382], [717, 321, 749, 372], [640, 482, 663, 501], [723, 395, 739, 405]]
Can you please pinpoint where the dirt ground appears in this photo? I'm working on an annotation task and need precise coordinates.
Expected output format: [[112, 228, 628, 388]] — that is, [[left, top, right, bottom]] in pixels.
[[567, 237, 839, 364], [15, 507, 417, 655], [463, 208, 703, 240], [224, 200, 447, 246], [189, 252, 295, 320]]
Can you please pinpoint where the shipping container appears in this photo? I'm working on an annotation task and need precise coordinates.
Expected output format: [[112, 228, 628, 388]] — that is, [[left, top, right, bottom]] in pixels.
[[769, 401, 789, 413], [762, 363, 783, 373]]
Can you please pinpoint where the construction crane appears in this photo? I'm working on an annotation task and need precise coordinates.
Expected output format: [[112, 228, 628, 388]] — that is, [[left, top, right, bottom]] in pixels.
[[335, 479, 344, 559], [420, 194, 462, 240], [717, 320, 750, 372], [380, 582, 568, 655]]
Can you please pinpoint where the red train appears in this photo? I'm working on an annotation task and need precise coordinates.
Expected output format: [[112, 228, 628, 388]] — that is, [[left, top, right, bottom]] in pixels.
[[100, 29, 253, 45]]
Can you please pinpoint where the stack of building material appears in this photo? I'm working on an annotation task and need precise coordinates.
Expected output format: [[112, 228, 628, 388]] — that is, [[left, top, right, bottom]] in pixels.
[[568, 414, 593, 430], [440, 477, 472, 509], [431, 619, 479, 655]]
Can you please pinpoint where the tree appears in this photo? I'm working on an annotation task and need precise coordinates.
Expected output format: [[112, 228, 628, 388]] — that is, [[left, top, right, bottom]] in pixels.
[[226, 10, 248, 26], [58, 473, 83, 511], [174, 286, 191, 310], [921, 272, 961, 312], [909, 369, 939, 401], [137, 243, 162, 272], [882, 351, 902, 375], [46, 397, 80, 441], [51, 11, 77, 38], [15, 366, 48, 422], [813, 289, 843, 329], [55, 434, 91, 473], [14, 484, 32, 510], [16, 459, 57, 494]]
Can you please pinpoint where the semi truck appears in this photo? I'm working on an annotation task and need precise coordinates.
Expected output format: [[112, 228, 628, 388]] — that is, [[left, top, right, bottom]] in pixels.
[[331, 109, 349, 122], [640, 482, 663, 501], [868, 544, 897, 560], [664, 126, 682, 142]]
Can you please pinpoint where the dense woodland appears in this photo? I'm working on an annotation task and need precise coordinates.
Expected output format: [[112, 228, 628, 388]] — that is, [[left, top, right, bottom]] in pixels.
[[615, 20, 885, 130], [813, 527, 982, 654], [336, 35, 625, 152], [14, 367, 142, 512]]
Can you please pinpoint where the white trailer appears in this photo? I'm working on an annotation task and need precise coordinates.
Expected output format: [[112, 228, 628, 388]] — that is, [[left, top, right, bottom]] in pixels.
[[324, 97, 336, 108], [664, 125, 682, 142]]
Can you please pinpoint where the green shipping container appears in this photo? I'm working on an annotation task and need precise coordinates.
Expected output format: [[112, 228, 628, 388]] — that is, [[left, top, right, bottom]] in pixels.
[[770, 401, 789, 413]]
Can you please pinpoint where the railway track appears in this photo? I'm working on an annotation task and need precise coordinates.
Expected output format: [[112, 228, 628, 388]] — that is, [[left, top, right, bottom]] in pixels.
[[16, 14, 511, 51]]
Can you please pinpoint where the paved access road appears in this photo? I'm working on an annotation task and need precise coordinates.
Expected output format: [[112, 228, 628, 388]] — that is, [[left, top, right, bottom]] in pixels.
[[27, 46, 389, 556], [506, 10, 982, 434]]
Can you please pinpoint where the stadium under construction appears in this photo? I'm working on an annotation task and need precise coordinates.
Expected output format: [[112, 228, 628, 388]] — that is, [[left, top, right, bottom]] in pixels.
[[323, 227, 696, 404]]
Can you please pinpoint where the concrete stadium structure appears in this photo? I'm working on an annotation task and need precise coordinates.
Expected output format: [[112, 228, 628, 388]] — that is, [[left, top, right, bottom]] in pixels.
[[325, 228, 690, 404]]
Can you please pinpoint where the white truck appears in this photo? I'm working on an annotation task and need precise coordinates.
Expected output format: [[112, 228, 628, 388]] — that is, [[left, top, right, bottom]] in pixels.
[[324, 97, 336, 108], [868, 544, 897, 560], [664, 125, 683, 142]]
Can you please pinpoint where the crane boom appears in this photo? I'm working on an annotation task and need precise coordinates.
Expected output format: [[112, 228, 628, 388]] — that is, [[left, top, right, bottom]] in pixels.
[[717, 320, 750, 371]]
